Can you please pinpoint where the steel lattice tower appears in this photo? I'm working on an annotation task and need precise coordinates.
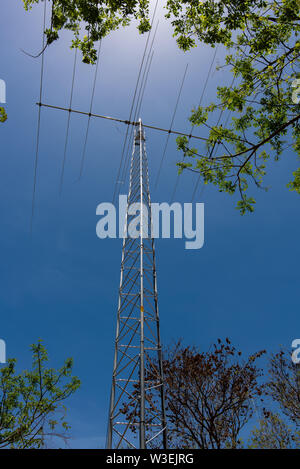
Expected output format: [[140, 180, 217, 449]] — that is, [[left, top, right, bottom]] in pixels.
[[107, 119, 167, 449]]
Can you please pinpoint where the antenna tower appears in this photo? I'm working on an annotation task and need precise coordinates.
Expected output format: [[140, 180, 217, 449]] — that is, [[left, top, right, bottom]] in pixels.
[[107, 119, 167, 449]]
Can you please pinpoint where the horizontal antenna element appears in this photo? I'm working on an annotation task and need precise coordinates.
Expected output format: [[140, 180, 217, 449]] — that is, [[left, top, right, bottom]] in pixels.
[[37, 102, 209, 142]]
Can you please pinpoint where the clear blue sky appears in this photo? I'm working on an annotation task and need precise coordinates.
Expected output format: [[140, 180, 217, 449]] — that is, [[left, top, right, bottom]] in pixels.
[[1, 1, 299, 448]]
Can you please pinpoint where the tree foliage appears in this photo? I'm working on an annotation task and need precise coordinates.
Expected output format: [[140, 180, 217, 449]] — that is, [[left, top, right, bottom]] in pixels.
[[23, 0, 152, 64], [170, 0, 300, 213], [120, 338, 300, 449], [159, 339, 265, 449], [0, 341, 80, 448], [121, 338, 265, 449], [22, 1, 300, 212], [249, 350, 300, 448], [268, 348, 300, 424], [249, 411, 300, 449]]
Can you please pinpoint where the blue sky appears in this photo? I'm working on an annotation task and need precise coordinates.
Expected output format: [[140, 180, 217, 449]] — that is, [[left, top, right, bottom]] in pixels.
[[0, 1, 299, 448]]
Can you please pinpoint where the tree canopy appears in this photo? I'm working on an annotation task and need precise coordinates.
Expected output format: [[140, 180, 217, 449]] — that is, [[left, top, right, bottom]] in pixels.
[[22, 0, 300, 213], [23, 0, 152, 63], [120, 338, 266, 449], [249, 349, 300, 448], [120, 338, 300, 449], [158, 339, 265, 449], [0, 341, 80, 448], [172, 0, 300, 213], [249, 411, 300, 449]]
